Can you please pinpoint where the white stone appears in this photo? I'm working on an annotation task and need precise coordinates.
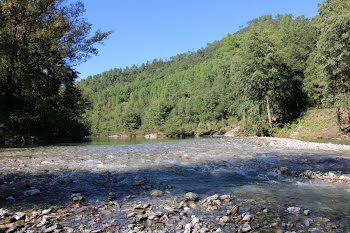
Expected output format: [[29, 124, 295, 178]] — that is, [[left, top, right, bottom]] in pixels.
[[287, 207, 301, 214]]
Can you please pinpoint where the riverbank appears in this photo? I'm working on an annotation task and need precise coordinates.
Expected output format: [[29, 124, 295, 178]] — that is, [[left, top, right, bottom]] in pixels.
[[0, 190, 342, 232]]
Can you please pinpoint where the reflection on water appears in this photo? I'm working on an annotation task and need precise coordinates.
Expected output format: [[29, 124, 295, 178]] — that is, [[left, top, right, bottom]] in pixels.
[[0, 137, 350, 222]]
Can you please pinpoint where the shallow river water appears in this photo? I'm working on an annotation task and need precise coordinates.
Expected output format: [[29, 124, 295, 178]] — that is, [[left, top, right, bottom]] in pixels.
[[1, 137, 350, 231]]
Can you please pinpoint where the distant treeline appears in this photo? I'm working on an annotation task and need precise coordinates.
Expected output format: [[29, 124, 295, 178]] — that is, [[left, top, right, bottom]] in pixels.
[[80, 0, 350, 137]]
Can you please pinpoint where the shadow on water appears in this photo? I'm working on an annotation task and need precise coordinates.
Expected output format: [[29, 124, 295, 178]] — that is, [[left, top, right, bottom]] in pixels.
[[1, 151, 350, 215]]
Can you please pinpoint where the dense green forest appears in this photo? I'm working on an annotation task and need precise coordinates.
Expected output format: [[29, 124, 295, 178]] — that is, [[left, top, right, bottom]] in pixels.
[[79, 0, 350, 137]]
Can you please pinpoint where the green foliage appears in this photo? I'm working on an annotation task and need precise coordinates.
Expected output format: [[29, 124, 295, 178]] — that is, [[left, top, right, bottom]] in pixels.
[[0, 0, 111, 142], [315, 13, 350, 123], [79, 0, 349, 137]]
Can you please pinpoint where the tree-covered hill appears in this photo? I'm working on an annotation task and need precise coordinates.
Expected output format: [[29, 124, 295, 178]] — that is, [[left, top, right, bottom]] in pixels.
[[80, 0, 350, 137]]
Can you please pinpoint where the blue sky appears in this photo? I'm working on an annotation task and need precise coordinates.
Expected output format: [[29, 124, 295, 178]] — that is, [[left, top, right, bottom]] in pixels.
[[74, 0, 323, 80]]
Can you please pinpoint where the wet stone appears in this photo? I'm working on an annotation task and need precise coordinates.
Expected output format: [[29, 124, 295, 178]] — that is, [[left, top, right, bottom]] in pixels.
[[149, 189, 164, 197], [183, 192, 199, 201], [23, 188, 41, 196], [230, 205, 240, 215], [219, 195, 231, 202]]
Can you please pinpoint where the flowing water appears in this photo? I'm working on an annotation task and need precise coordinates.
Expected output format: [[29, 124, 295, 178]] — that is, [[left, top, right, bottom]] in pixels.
[[1, 137, 350, 229]]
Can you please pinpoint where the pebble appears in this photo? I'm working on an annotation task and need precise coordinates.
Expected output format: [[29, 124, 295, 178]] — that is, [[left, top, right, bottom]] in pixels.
[[184, 223, 191, 233], [287, 207, 301, 214], [23, 188, 41, 196], [127, 212, 136, 218], [241, 222, 252, 232], [183, 192, 199, 201], [230, 205, 240, 215], [44, 224, 59, 233], [219, 216, 230, 224], [42, 209, 52, 215], [212, 200, 221, 206], [191, 215, 200, 225], [14, 212, 26, 220], [219, 195, 231, 202], [149, 189, 164, 197], [0, 209, 11, 219], [242, 214, 252, 222], [71, 193, 85, 202]]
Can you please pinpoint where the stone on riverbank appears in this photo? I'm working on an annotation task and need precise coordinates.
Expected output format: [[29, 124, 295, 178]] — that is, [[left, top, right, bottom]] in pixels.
[[149, 189, 164, 197], [183, 192, 199, 201]]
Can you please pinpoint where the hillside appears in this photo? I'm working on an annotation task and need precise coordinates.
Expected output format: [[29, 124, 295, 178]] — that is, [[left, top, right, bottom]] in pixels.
[[79, 1, 350, 138]]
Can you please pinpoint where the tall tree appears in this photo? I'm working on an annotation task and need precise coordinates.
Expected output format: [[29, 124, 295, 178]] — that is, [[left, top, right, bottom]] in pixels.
[[316, 14, 350, 125], [0, 0, 112, 141]]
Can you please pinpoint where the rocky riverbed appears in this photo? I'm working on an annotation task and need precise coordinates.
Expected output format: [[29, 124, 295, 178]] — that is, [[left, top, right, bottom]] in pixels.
[[0, 137, 350, 232]]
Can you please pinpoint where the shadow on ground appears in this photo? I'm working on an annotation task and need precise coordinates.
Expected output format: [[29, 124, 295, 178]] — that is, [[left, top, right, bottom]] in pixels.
[[1, 151, 350, 210]]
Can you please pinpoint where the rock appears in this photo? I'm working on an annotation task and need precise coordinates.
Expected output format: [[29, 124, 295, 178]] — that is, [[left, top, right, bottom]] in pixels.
[[144, 134, 157, 139], [71, 193, 85, 203], [133, 176, 145, 186], [36, 216, 49, 228], [184, 223, 191, 233], [270, 223, 278, 228], [23, 188, 41, 196], [183, 192, 199, 201], [189, 202, 196, 208], [240, 222, 252, 232], [178, 201, 186, 209], [42, 209, 52, 215], [207, 194, 219, 202], [149, 190, 164, 197], [219, 195, 231, 202], [315, 217, 330, 223], [219, 216, 230, 224], [0, 209, 11, 219], [304, 218, 313, 227], [276, 229, 284, 233], [263, 208, 268, 213], [214, 228, 223, 233], [135, 214, 148, 222], [5, 196, 15, 202], [159, 214, 169, 223], [127, 213, 136, 218], [14, 212, 26, 220], [242, 214, 252, 222], [212, 200, 221, 206], [44, 224, 59, 233], [191, 216, 200, 225], [230, 205, 239, 215], [303, 209, 310, 216], [287, 207, 301, 215]]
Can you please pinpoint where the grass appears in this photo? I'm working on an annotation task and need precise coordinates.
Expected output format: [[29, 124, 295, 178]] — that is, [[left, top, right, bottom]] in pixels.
[[276, 108, 338, 139]]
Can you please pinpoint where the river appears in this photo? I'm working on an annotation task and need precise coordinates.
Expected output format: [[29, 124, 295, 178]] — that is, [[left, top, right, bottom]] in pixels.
[[0, 137, 349, 232]]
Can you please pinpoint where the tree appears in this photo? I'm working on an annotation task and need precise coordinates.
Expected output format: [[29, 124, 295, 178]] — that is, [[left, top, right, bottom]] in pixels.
[[234, 22, 283, 132], [316, 14, 350, 125], [0, 0, 112, 141]]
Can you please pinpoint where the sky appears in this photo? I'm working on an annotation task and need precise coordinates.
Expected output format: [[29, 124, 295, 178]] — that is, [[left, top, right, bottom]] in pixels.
[[74, 0, 323, 80]]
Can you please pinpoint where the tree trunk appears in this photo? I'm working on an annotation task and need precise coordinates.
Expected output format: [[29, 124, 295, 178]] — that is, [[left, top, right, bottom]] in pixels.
[[266, 96, 272, 128]]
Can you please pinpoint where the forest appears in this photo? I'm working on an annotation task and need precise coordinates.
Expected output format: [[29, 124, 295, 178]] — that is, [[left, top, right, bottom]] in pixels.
[[1, 0, 350, 143], [79, 0, 350, 137]]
